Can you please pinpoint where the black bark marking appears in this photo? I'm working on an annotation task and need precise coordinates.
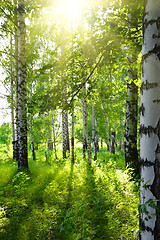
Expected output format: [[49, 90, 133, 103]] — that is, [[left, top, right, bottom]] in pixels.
[[153, 99, 160, 103], [140, 158, 154, 167], [142, 44, 160, 62], [140, 119, 160, 140], [143, 17, 160, 31], [139, 103, 145, 116], [140, 80, 158, 95], [150, 144, 160, 239], [152, 33, 160, 39], [140, 219, 154, 234]]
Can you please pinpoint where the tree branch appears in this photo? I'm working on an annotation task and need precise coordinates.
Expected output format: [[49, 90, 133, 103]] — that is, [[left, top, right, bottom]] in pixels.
[[65, 53, 104, 109], [0, 7, 16, 27]]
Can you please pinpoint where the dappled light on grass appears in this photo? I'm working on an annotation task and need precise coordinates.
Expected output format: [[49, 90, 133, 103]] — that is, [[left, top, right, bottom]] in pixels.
[[0, 148, 139, 240]]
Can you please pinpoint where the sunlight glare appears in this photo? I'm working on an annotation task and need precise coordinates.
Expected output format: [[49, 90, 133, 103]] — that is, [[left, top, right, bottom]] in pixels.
[[57, 0, 87, 22]]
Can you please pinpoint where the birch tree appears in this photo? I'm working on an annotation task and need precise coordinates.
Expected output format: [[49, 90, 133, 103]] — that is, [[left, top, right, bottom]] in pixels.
[[140, 1, 160, 239], [17, 0, 28, 169], [92, 104, 97, 160]]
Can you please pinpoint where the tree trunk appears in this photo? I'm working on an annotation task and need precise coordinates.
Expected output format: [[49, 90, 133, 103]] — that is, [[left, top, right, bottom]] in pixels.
[[62, 86, 70, 158], [92, 105, 97, 160], [82, 83, 87, 159], [52, 114, 57, 159], [65, 111, 70, 153], [71, 103, 75, 164], [140, 2, 160, 239], [17, 0, 28, 170], [101, 138, 103, 149], [124, 80, 139, 177], [119, 119, 123, 151], [14, 0, 19, 161], [30, 114, 36, 160], [47, 117, 53, 152], [100, 98, 111, 152], [82, 83, 91, 164], [10, 33, 16, 159], [95, 120, 99, 153], [111, 131, 115, 154]]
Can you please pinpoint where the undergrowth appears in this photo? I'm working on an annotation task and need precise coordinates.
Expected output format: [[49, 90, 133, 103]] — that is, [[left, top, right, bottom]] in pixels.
[[0, 147, 139, 240]]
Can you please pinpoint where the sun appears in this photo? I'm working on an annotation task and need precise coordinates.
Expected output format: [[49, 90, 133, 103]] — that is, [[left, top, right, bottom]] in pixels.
[[56, 0, 88, 22]]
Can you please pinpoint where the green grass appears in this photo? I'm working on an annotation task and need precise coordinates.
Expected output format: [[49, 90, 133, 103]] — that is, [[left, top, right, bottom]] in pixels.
[[0, 146, 139, 240]]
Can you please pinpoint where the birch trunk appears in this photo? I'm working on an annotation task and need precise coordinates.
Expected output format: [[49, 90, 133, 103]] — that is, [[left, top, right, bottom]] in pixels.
[[62, 88, 69, 158], [111, 132, 115, 154], [124, 80, 138, 176], [52, 114, 57, 159], [92, 105, 97, 160], [10, 34, 16, 159], [140, 2, 160, 239], [17, 0, 28, 169], [100, 99, 111, 152], [71, 103, 75, 164], [65, 111, 70, 153], [47, 117, 53, 152], [30, 114, 36, 160], [82, 83, 87, 159], [14, 0, 19, 161], [95, 120, 99, 153], [62, 108, 67, 159], [82, 83, 91, 164], [119, 119, 123, 151]]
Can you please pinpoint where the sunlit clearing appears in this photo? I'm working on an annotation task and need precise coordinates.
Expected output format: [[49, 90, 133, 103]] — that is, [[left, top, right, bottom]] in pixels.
[[56, 0, 88, 22]]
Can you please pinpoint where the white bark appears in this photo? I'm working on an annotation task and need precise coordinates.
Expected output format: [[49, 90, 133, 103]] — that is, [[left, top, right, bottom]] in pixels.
[[14, 0, 19, 161], [52, 114, 57, 159], [17, 0, 28, 169], [30, 114, 36, 160], [140, 1, 160, 239], [71, 104, 75, 163], [82, 83, 87, 159], [10, 34, 16, 159], [82, 83, 91, 163], [100, 98, 111, 151], [92, 105, 97, 160]]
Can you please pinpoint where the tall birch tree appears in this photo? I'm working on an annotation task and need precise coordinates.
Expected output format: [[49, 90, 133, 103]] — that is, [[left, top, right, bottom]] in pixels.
[[17, 0, 28, 169], [140, 1, 160, 239]]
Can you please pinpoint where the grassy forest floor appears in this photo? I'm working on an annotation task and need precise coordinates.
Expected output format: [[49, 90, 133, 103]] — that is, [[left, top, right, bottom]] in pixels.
[[0, 145, 139, 240]]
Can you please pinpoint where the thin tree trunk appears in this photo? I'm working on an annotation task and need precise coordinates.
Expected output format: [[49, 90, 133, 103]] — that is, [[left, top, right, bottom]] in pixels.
[[47, 116, 53, 152], [82, 83, 87, 159], [140, 2, 160, 239], [62, 87, 68, 158], [10, 33, 16, 159], [71, 103, 75, 164], [101, 138, 103, 149], [119, 119, 123, 151], [100, 98, 111, 152], [29, 81, 36, 161], [62, 109, 66, 158], [92, 105, 97, 160], [65, 111, 70, 153], [52, 114, 57, 159], [124, 79, 139, 176], [30, 114, 36, 160], [14, 0, 19, 161], [95, 120, 99, 153], [82, 83, 91, 164], [17, 0, 28, 170], [111, 131, 115, 154]]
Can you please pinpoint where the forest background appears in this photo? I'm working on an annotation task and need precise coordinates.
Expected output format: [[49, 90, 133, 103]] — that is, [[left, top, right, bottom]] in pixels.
[[0, 0, 143, 239]]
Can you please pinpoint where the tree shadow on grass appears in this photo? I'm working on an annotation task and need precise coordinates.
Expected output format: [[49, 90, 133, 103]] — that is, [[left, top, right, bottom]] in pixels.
[[83, 163, 110, 240], [0, 164, 59, 240], [51, 162, 75, 240]]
